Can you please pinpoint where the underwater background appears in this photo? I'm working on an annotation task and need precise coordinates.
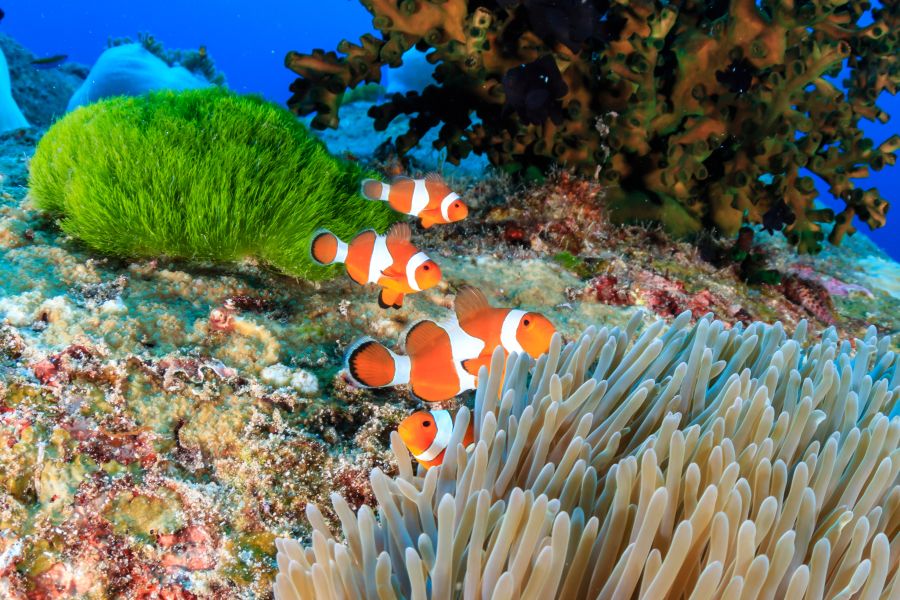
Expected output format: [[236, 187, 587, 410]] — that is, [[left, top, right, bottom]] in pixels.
[[0, 0, 899, 598], [5, 0, 900, 259]]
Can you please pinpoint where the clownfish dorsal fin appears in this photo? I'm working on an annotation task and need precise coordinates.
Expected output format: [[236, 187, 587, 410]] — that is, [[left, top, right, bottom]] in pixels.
[[404, 320, 447, 359], [454, 286, 491, 326], [391, 174, 413, 184], [386, 222, 412, 243], [425, 171, 445, 184]]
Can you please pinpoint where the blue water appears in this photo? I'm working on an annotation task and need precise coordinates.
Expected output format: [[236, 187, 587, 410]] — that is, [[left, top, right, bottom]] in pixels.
[[5, 0, 900, 261]]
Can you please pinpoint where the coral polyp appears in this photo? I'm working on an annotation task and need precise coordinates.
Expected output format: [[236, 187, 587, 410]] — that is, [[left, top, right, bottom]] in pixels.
[[286, 0, 900, 252]]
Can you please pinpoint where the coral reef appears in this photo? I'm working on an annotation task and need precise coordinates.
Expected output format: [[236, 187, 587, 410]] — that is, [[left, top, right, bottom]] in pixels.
[[108, 32, 225, 86], [275, 313, 900, 598], [66, 44, 213, 110], [0, 33, 86, 128], [286, 0, 900, 252], [415, 170, 900, 334], [2, 94, 899, 597], [30, 87, 399, 279], [0, 45, 27, 133]]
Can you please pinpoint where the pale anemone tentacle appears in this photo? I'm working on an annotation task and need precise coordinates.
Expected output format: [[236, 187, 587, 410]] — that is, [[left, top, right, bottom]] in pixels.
[[275, 312, 900, 599]]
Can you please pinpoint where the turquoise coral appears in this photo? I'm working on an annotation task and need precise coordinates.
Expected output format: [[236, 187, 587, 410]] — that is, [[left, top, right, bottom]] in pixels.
[[29, 87, 399, 279], [285, 0, 900, 253]]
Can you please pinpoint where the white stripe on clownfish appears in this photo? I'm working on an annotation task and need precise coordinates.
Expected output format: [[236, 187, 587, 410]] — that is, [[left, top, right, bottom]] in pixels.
[[405, 252, 430, 291], [441, 319, 483, 390], [440, 192, 459, 222], [367, 234, 393, 284], [332, 238, 349, 264], [389, 355, 411, 386], [500, 309, 527, 355], [410, 179, 431, 216], [414, 409, 453, 462]]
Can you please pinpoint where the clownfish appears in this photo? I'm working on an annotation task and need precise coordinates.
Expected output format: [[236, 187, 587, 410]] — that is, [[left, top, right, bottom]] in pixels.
[[398, 409, 474, 469], [452, 286, 557, 376], [311, 222, 441, 309], [360, 174, 469, 228], [345, 286, 556, 402]]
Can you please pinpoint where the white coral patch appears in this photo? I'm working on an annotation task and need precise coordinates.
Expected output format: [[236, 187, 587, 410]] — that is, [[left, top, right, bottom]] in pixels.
[[99, 297, 128, 314], [260, 363, 292, 387], [290, 369, 319, 395], [0, 291, 40, 326]]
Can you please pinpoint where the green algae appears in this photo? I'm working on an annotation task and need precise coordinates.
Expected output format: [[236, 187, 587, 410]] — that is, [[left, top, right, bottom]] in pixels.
[[29, 87, 400, 279], [106, 489, 185, 541]]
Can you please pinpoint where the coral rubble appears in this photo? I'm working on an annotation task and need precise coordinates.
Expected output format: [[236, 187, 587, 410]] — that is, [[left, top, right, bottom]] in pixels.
[[286, 0, 900, 252], [276, 313, 900, 598]]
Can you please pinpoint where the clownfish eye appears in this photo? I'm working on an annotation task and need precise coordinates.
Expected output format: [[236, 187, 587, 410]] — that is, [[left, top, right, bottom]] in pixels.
[[423, 420, 431, 427], [423, 265, 430, 271], [523, 319, 530, 326], [454, 202, 460, 208]]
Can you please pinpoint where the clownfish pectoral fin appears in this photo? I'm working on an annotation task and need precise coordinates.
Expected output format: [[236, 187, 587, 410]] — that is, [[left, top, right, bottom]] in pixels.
[[454, 285, 491, 326], [461, 355, 492, 376], [378, 288, 404, 309], [380, 264, 405, 280], [419, 214, 437, 229]]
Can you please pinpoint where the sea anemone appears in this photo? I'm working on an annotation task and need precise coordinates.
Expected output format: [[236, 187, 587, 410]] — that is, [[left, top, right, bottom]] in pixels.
[[274, 311, 899, 599]]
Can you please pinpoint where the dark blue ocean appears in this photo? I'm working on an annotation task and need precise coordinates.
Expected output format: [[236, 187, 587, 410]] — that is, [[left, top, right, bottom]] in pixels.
[[5, 0, 900, 261]]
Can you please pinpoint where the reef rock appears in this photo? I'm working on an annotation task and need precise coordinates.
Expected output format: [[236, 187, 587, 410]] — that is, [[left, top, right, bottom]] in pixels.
[[0, 45, 28, 133], [0, 33, 85, 128]]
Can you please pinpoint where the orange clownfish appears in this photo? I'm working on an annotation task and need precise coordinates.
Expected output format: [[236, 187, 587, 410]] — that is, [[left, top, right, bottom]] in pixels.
[[398, 409, 474, 469], [311, 223, 441, 309], [345, 286, 556, 402], [360, 174, 469, 228], [452, 286, 557, 377]]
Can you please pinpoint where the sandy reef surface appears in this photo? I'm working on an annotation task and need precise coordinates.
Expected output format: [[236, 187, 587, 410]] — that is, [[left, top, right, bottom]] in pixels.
[[1, 99, 899, 598]]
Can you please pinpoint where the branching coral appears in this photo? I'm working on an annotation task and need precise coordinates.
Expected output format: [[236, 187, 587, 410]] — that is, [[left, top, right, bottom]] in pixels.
[[274, 311, 900, 598], [29, 87, 399, 279], [286, 0, 900, 252]]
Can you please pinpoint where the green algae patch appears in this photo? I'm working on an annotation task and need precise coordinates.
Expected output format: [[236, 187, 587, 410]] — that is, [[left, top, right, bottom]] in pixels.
[[105, 488, 185, 541], [38, 454, 99, 521], [29, 87, 399, 279]]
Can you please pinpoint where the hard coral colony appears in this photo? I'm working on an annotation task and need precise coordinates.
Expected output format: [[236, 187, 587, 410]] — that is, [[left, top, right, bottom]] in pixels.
[[287, 0, 900, 252]]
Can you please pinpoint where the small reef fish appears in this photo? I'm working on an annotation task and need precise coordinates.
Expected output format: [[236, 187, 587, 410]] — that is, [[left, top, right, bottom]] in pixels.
[[31, 54, 68, 69], [360, 173, 468, 228], [452, 285, 557, 376], [310, 222, 441, 309], [398, 409, 474, 469], [345, 286, 557, 402]]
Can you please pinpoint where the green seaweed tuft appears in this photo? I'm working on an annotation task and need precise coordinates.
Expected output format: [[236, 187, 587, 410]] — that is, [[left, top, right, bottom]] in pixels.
[[29, 87, 399, 279]]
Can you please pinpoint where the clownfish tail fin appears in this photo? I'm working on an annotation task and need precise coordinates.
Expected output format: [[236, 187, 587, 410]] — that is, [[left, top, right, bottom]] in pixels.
[[346, 337, 410, 388], [310, 229, 347, 265], [361, 179, 390, 202]]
